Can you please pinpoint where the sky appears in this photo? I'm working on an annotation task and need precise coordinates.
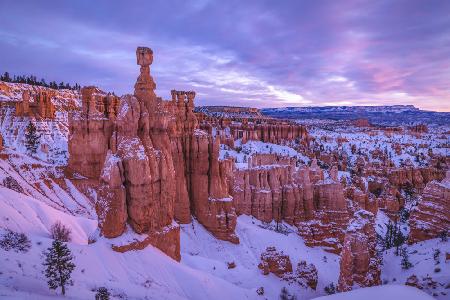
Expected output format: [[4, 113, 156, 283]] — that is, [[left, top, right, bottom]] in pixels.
[[0, 0, 449, 111]]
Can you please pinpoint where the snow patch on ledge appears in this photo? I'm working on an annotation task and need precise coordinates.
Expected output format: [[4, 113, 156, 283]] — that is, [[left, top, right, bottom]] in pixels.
[[209, 196, 233, 202]]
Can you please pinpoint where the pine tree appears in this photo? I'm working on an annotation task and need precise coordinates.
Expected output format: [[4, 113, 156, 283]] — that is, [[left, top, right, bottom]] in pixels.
[[324, 282, 336, 295], [384, 221, 394, 250], [24, 122, 40, 154], [400, 247, 412, 270], [43, 240, 75, 296], [2, 71, 11, 82], [280, 287, 290, 300], [393, 221, 406, 256]]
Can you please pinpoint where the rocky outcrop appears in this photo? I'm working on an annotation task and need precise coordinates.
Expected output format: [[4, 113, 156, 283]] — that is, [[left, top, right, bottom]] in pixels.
[[405, 275, 422, 290], [189, 131, 238, 243], [197, 114, 308, 145], [66, 118, 115, 179], [345, 186, 378, 215], [387, 167, 444, 190], [295, 261, 318, 290], [69, 47, 239, 260], [409, 171, 450, 244], [15, 89, 56, 119], [111, 223, 180, 262], [81, 86, 120, 119], [298, 179, 349, 253], [408, 124, 428, 133], [96, 152, 127, 238], [233, 158, 349, 253], [258, 246, 293, 277], [66, 90, 116, 180], [233, 163, 299, 224], [338, 210, 381, 292]]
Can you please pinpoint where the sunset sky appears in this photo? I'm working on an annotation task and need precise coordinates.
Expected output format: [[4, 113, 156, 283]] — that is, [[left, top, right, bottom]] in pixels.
[[1, 0, 449, 111]]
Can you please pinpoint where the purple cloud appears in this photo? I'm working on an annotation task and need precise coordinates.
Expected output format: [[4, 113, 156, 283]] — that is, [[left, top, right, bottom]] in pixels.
[[0, 0, 449, 111]]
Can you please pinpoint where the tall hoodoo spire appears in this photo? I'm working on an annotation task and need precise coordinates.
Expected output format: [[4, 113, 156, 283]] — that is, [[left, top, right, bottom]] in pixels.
[[134, 47, 157, 110]]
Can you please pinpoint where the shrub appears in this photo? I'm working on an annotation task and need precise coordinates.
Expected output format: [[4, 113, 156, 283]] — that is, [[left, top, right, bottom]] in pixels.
[[438, 231, 447, 242], [0, 229, 31, 252], [324, 282, 336, 295], [50, 221, 71, 242], [433, 249, 440, 265], [256, 287, 264, 295], [2, 176, 24, 194], [95, 287, 110, 300]]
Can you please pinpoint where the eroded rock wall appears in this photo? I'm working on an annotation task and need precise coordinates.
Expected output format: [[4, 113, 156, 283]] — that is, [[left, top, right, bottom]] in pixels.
[[232, 159, 349, 253], [338, 210, 381, 292], [409, 171, 450, 243]]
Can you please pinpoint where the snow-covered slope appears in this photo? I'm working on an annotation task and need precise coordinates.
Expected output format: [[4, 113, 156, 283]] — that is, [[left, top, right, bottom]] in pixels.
[[181, 216, 340, 300], [0, 82, 80, 165], [0, 188, 256, 300], [312, 285, 434, 300], [0, 151, 95, 218]]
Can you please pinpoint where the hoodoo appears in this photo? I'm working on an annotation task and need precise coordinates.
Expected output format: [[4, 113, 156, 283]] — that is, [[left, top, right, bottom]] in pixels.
[[67, 47, 239, 260]]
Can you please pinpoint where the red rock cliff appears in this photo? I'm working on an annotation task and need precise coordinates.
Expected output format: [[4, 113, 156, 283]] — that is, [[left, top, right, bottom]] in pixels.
[[338, 209, 381, 292], [409, 171, 450, 244]]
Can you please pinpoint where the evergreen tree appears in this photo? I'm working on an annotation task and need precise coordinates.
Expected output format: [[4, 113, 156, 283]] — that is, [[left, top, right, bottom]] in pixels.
[[384, 220, 394, 250], [25, 122, 40, 154], [279, 287, 290, 300], [400, 247, 412, 269], [393, 221, 406, 256], [438, 231, 447, 242], [42, 240, 75, 296], [384, 220, 406, 254], [324, 283, 336, 295], [95, 287, 110, 300]]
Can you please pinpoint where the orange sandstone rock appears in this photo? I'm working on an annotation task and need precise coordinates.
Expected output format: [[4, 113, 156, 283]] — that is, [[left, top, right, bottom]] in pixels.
[[409, 171, 450, 244], [258, 246, 293, 277], [338, 210, 381, 292]]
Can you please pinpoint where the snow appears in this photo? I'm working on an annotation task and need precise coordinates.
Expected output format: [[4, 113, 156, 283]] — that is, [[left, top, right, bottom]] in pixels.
[[0, 152, 95, 218], [0, 187, 96, 244], [0, 82, 80, 166], [181, 215, 340, 300], [380, 238, 450, 299], [1, 82, 448, 299], [306, 123, 449, 168], [0, 185, 342, 299], [220, 140, 309, 169], [0, 187, 255, 300], [312, 285, 434, 300]]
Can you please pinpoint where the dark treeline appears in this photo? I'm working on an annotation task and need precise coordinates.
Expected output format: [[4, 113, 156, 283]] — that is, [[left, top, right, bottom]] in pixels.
[[0, 72, 81, 91]]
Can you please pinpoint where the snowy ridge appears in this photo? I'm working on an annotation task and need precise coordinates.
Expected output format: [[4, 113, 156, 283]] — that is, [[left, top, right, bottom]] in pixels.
[[312, 285, 434, 300]]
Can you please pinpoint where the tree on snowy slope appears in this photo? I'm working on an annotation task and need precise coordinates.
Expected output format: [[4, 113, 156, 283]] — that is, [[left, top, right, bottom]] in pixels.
[[95, 287, 111, 300], [279, 287, 297, 300], [43, 240, 75, 296], [25, 121, 41, 154], [400, 246, 412, 270], [383, 220, 406, 254]]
